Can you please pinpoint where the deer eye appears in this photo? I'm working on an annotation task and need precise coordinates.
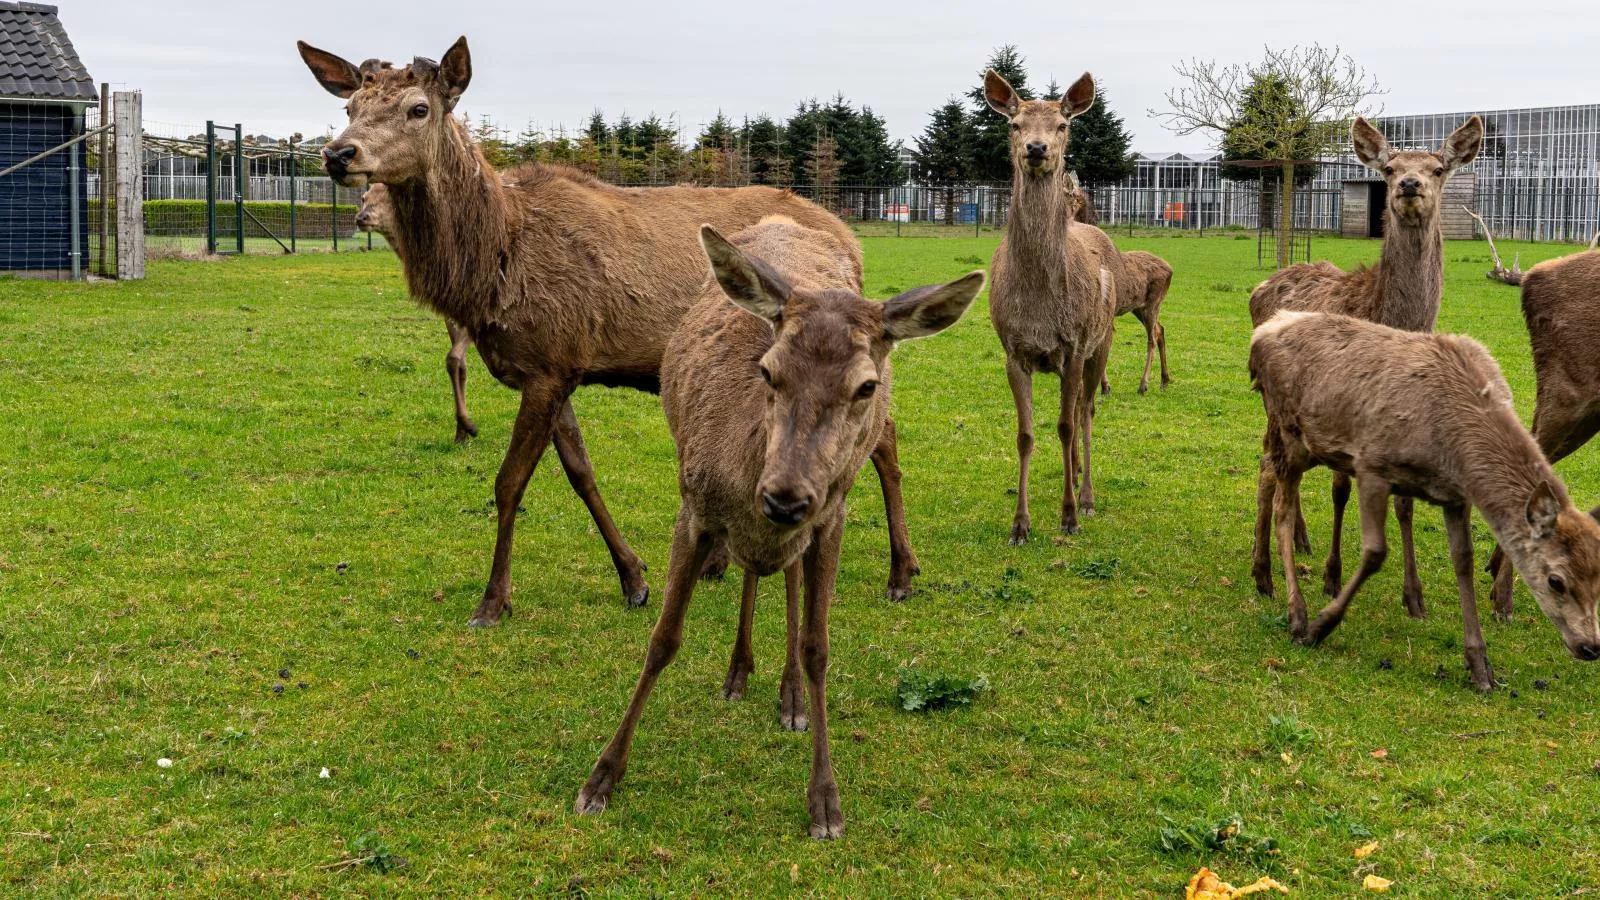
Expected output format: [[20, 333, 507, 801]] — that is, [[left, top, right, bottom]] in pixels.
[[1010, 123, 1021, 132], [854, 380, 878, 401], [1549, 574, 1568, 595], [758, 366, 773, 386], [1434, 167, 1445, 177], [1057, 123, 1068, 132], [1383, 166, 1394, 176], [410, 103, 429, 119]]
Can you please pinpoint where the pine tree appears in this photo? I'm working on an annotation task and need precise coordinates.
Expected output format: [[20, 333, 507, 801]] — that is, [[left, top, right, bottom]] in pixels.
[[745, 115, 787, 185], [1064, 86, 1135, 186], [967, 45, 1033, 183], [913, 98, 976, 224]]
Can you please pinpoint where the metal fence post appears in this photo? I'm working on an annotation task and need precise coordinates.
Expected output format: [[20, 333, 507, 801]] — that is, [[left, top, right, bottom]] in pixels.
[[234, 123, 245, 255], [97, 83, 109, 276], [331, 186, 339, 252], [206, 120, 217, 255], [288, 150, 297, 253], [113, 91, 144, 279], [68, 110, 81, 280]]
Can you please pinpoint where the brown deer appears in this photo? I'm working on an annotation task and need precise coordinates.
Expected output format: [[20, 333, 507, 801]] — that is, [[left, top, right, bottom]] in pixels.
[[1100, 251, 1174, 396], [986, 69, 1117, 542], [356, 183, 479, 444], [1249, 116, 1484, 615], [298, 38, 924, 625], [575, 219, 982, 838], [1488, 247, 1600, 616], [1250, 311, 1600, 691]]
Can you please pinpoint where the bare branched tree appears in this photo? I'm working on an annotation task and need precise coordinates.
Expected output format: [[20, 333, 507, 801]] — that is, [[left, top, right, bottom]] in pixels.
[[1153, 45, 1383, 268]]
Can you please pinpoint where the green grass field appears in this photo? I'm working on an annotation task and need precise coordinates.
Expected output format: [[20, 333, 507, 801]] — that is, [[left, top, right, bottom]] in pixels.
[[3, 232, 1598, 896]]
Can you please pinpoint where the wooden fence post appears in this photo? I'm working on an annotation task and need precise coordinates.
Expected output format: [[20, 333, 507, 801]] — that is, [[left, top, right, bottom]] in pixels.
[[113, 91, 144, 280]]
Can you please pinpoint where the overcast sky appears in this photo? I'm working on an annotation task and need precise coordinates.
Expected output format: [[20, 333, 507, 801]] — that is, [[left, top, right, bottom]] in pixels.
[[74, 0, 1597, 152]]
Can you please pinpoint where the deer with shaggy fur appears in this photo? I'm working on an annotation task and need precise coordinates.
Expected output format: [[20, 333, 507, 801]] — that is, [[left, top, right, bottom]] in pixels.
[[1250, 311, 1600, 691], [575, 218, 982, 839], [299, 37, 925, 625], [985, 68, 1117, 542], [356, 183, 479, 444], [1249, 115, 1484, 617], [1488, 248, 1600, 616], [1100, 250, 1174, 396]]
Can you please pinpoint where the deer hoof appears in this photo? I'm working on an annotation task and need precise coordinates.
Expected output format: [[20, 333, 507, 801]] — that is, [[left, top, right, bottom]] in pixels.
[[1008, 522, 1031, 545], [467, 598, 509, 628], [780, 675, 808, 731], [625, 584, 650, 609], [807, 782, 843, 840], [886, 584, 912, 603], [722, 667, 750, 701], [1138, 383, 1149, 395], [1061, 522, 1083, 536]]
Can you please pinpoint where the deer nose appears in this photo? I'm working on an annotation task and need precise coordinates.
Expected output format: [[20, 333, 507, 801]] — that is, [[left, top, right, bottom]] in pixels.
[[1399, 176, 1421, 195], [1025, 142, 1048, 159], [760, 490, 813, 526], [1575, 643, 1600, 662], [323, 143, 358, 168]]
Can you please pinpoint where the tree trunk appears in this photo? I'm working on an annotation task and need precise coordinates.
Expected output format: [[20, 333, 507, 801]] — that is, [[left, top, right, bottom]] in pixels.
[[1277, 161, 1295, 270], [945, 186, 955, 227]]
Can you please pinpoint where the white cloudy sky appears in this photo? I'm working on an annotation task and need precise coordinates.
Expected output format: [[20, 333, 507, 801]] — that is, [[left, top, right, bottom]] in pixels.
[[74, 0, 1596, 151]]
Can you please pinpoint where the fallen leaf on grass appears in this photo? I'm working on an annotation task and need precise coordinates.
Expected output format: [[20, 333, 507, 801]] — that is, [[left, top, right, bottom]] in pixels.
[[1369, 748, 1388, 760], [1362, 874, 1393, 892], [1185, 867, 1289, 899], [1353, 841, 1379, 859]]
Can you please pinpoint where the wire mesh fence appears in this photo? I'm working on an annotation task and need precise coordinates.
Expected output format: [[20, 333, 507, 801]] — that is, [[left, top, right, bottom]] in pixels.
[[0, 98, 102, 280]]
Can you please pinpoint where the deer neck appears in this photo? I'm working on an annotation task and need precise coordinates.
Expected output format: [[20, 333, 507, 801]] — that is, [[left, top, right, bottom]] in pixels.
[[386, 119, 513, 330], [1373, 208, 1444, 332], [1458, 405, 1568, 567], [1005, 166, 1075, 273]]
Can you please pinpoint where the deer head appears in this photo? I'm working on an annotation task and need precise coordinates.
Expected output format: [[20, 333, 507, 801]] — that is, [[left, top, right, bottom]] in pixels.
[[699, 225, 983, 529], [355, 184, 391, 236], [1518, 483, 1600, 660], [297, 37, 473, 187], [1351, 115, 1482, 228], [984, 69, 1094, 178]]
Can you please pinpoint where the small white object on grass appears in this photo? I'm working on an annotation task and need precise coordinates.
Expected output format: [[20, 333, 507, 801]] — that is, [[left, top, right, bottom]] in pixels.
[[319, 767, 331, 779], [156, 758, 173, 769]]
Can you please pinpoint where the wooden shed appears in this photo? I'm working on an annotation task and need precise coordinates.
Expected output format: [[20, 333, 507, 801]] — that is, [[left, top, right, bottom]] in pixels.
[[0, 2, 97, 279], [1341, 172, 1477, 239]]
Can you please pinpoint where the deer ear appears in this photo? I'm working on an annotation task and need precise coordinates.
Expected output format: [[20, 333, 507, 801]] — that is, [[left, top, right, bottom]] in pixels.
[[1351, 117, 1390, 170], [1441, 115, 1483, 170], [984, 69, 1019, 118], [437, 36, 472, 107], [1061, 72, 1095, 119], [883, 271, 985, 341], [298, 41, 362, 98], [1527, 481, 1563, 539], [701, 225, 791, 322]]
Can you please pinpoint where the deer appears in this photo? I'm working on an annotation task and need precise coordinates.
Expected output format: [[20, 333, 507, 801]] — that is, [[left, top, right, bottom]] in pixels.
[[1487, 246, 1600, 617], [575, 218, 983, 839], [1249, 115, 1483, 617], [985, 68, 1117, 543], [1250, 311, 1600, 691], [299, 37, 925, 626], [356, 183, 479, 444]]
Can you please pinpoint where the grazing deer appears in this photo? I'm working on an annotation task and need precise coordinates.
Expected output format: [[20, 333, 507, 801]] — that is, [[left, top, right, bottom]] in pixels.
[[576, 219, 982, 838], [299, 38, 925, 625], [356, 184, 479, 443], [1249, 116, 1484, 614], [1100, 250, 1174, 396], [1488, 247, 1600, 615], [985, 69, 1117, 542], [1250, 311, 1600, 691]]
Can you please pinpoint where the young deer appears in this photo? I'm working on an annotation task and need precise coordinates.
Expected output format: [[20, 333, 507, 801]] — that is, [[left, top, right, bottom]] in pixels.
[[1101, 250, 1174, 396], [1250, 311, 1600, 691], [1250, 116, 1484, 615], [1488, 248, 1600, 615], [986, 69, 1117, 542], [576, 219, 983, 838], [356, 183, 478, 444], [300, 38, 925, 624]]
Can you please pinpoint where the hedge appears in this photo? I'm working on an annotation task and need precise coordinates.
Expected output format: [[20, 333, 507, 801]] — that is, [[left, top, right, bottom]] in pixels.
[[88, 199, 363, 241]]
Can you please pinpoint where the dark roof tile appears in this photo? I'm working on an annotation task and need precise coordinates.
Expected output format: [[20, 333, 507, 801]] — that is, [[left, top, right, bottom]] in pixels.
[[0, 2, 94, 101]]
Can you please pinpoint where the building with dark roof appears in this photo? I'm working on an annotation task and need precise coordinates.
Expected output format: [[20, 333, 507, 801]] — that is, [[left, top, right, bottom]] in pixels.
[[0, 1, 96, 278]]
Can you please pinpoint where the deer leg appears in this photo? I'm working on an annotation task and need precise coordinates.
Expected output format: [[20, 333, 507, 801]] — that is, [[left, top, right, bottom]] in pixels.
[[552, 400, 650, 609], [1005, 358, 1035, 544], [1444, 503, 1495, 692], [1323, 473, 1352, 599], [1304, 476, 1391, 646], [1274, 464, 1309, 641], [722, 568, 758, 701], [470, 378, 567, 628], [1488, 544, 1515, 622], [801, 511, 845, 839], [1253, 456, 1278, 597], [576, 511, 714, 816], [1156, 319, 1172, 389], [1294, 508, 1313, 555], [699, 540, 731, 581], [1137, 310, 1156, 395], [871, 417, 920, 601], [1078, 342, 1109, 517], [780, 562, 807, 731], [1396, 495, 1425, 619], [446, 320, 477, 443], [1058, 362, 1084, 534]]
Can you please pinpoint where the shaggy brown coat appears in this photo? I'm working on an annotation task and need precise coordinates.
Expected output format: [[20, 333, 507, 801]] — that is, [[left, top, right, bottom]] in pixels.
[[575, 217, 983, 839], [1250, 311, 1600, 690]]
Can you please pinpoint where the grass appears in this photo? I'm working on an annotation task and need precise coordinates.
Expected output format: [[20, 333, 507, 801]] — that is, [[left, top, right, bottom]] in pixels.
[[2, 232, 1598, 896]]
